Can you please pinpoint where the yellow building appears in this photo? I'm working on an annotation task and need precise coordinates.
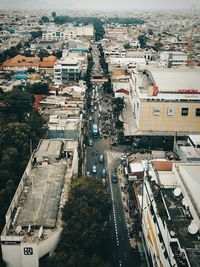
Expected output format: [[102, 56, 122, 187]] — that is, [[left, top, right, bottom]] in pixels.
[[132, 68, 200, 135]]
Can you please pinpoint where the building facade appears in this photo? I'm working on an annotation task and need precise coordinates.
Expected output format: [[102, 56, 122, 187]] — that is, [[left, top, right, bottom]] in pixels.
[[134, 161, 200, 267], [131, 68, 200, 135], [54, 58, 82, 85]]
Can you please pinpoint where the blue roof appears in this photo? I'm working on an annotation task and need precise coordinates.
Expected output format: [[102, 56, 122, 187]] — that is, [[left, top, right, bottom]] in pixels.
[[69, 48, 89, 52], [13, 74, 28, 79]]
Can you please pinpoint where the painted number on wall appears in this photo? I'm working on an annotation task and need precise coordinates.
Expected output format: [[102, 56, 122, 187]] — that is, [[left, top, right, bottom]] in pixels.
[[24, 247, 33, 255]]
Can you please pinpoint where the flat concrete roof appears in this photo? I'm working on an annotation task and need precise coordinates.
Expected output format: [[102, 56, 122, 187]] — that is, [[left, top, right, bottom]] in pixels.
[[34, 139, 62, 159], [129, 162, 144, 173], [157, 171, 177, 187], [180, 146, 200, 159], [189, 135, 200, 146], [17, 164, 66, 228], [179, 164, 200, 217], [147, 68, 200, 92]]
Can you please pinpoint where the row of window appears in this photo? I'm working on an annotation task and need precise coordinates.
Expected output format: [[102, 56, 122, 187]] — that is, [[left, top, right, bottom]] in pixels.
[[153, 107, 200, 116]]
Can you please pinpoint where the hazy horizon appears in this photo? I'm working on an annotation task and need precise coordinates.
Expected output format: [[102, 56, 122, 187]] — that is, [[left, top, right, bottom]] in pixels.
[[0, 0, 200, 11]]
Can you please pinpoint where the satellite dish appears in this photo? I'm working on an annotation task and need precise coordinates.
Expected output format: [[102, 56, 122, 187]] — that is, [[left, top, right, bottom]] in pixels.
[[173, 187, 182, 197], [188, 223, 199, 235], [182, 198, 190, 208], [15, 225, 22, 234], [38, 226, 43, 238]]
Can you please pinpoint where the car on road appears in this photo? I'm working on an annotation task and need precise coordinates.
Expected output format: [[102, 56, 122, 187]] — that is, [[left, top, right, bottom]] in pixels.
[[112, 173, 118, 183], [92, 165, 97, 173], [102, 168, 106, 178], [89, 139, 93, 146], [89, 116, 92, 121], [99, 154, 104, 163]]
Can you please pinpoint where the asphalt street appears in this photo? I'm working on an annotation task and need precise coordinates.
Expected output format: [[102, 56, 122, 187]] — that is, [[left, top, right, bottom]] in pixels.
[[83, 43, 145, 267]]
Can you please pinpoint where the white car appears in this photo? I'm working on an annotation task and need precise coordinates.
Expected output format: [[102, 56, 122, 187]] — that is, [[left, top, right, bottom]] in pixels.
[[92, 165, 97, 173]]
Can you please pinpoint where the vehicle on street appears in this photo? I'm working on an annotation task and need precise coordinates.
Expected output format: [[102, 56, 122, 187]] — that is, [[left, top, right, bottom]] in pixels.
[[112, 173, 118, 183], [102, 168, 106, 178], [99, 154, 104, 163], [92, 124, 99, 138], [89, 139, 93, 146], [92, 165, 97, 173], [89, 116, 92, 121]]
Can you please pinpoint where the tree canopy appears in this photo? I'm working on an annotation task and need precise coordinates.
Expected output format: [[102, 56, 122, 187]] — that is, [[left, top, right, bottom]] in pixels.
[[0, 87, 47, 232], [41, 176, 112, 267]]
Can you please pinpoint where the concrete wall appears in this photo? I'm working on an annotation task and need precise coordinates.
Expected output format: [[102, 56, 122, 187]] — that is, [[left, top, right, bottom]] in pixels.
[[138, 101, 200, 132], [1, 230, 62, 267]]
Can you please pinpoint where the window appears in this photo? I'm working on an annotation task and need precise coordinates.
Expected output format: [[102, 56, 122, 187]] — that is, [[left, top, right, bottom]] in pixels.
[[153, 107, 160, 116], [182, 108, 188, 116], [196, 108, 200, 116], [167, 107, 174, 116]]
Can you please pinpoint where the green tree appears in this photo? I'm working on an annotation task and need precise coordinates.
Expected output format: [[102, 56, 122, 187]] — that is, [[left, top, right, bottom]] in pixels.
[[115, 120, 124, 129], [42, 176, 112, 267], [38, 49, 50, 58], [138, 34, 148, 48], [41, 16, 49, 23], [30, 30, 42, 40]]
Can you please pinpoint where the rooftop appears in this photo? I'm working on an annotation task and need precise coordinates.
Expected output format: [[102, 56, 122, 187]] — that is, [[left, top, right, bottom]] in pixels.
[[146, 68, 200, 92], [149, 162, 200, 267], [3, 55, 57, 68], [17, 163, 66, 228], [3, 139, 78, 243]]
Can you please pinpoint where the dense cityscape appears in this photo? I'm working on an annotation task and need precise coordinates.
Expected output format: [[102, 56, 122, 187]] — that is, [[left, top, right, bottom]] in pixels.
[[0, 3, 200, 267]]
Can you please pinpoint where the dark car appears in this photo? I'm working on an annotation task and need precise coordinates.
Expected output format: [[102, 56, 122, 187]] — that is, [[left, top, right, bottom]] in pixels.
[[102, 168, 106, 178], [112, 173, 118, 183]]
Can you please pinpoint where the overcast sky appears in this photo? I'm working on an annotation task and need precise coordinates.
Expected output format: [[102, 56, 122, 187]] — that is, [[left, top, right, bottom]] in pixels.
[[0, 0, 199, 10]]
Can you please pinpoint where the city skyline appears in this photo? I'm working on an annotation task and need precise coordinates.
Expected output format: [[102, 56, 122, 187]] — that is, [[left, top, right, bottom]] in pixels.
[[0, 0, 200, 10]]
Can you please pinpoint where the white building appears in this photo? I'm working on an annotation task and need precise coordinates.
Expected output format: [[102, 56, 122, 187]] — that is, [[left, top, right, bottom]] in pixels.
[[135, 161, 200, 267], [1, 139, 78, 267], [54, 57, 82, 85], [160, 51, 188, 68], [42, 25, 94, 41]]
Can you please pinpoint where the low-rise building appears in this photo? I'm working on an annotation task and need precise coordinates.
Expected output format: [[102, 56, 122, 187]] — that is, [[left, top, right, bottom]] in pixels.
[[2, 55, 57, 73]]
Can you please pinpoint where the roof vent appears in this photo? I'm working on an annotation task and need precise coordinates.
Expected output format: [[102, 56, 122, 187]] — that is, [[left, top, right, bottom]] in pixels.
[[188, 223, 199, 235], [173, 187, 181, 197]]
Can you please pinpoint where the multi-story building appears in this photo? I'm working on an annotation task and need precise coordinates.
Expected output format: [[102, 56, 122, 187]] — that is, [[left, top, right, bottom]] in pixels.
[[131, 68, 200, 135], [134, 160, 200, 267], [42, 25, 94, 41], [54, 57, 83, 85], [1, 139, 78, 267], [159, 51, 188, 68]]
